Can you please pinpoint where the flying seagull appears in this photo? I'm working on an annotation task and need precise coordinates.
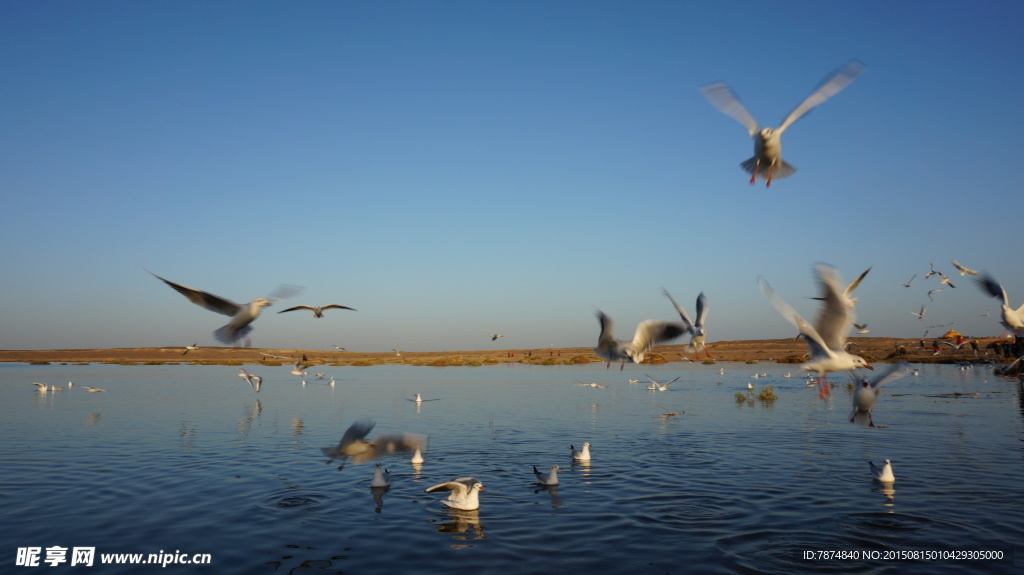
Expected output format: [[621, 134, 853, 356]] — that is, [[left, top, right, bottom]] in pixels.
[[662, 289, 711, 359], [148, 271, 301, 345], [851, 362, 911, 427], [951, 259, 978, 276], [319, 420, 428, 470], [238, 368, 262, 392], [910, 305, 927, 320], [898, 274, 916, 288], [701, 59, 865, 187], [593, 311, 685, 370], [491, 334, 504, 341], [182, 343, 199, 355], [278, 304, 356, 318], [976, 274, 1024, 335]]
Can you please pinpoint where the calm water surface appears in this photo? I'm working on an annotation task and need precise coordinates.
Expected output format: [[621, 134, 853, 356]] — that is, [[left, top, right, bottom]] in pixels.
[[1, 361, 1021, 574]]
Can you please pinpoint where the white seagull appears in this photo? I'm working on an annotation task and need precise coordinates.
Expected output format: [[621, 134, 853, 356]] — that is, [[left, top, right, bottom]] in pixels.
[[319, 420, 428, 470], [593, 311, 685, 371], [574, 381, 608, 389], [644, 374, 680, 391], [82, 386, 108, 392], [182, 343, 199, 355], [148, 271, 300, 345], [701, 59, 865, 187], [898, 274, 916, 288], [910, 305, 927, 320], [414, 393, 423, 402], [425, 477, 484, 511], [370, 463, 391, 488], [31, 382, 62, 392], [238, 368, 262, 392], [533, 465, 561, 486], [277, 304, 356, 318], [868, 459, 895, 483], [977, 274, 1024, 335], [662, 289, 711, 359], [927, 289, 942, 301], [759, 266, 872, 399], [937, 272, 956, 288], [853, 323, 870, 334], [570, 442, 592, 461], [289, 360, 309, 376], [951, 259, 978, 276], [410, 448, 425, 464], [491, 334, 504, 341], [924, 262, 940, 279], [851, 362, 912, 427]]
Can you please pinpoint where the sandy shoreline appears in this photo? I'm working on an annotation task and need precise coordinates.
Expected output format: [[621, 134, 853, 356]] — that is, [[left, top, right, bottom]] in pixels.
[[0, 336, 1006, 366]]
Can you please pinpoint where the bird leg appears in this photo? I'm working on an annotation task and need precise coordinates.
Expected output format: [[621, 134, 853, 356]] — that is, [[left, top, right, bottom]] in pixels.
[[817, 375, 831, 399], [749, 158, 760, 184], [766, 162, 776, 188]]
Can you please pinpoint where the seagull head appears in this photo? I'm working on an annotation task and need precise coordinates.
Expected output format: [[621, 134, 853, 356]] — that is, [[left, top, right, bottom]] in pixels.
[[254, 298, 271, 307], [758, 127, 773, 139], [853, 356, 874, 370]]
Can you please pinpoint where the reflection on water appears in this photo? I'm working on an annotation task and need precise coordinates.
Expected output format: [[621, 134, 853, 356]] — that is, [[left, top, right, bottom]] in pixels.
[[0, 362, 1021, 574]]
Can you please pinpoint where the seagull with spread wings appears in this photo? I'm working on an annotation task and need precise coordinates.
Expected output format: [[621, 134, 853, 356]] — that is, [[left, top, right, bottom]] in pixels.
[[701, 60, 865, 187], [277, 304, 356, 318], [593, 311, 685, 371], [662, 289, 711, 359]]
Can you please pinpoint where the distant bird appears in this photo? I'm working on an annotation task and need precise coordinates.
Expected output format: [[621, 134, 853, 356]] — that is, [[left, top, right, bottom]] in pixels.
[[82, 386, 108, 393], [898, 274, 916, 288], [976, 274, 1024, 335], [491, 334, 504, 341], [370, 463, 391, 488], [927, 289, 942, 301], [319, 420, 428, 470], [260, 352, 294, 360], [238, 368, 262, 392], [182, 343, 199, 355], [627, 378, 639, 384], [759, 265, 872, 399], [574, 381, 608, 389], [747, 382, 754, 390], [410, 448, 425, 465], [593, 311, 685, 370], [332, 345, 347, 351], [328, 376, 336, 387], [662, 289, 711, 359], [868, 459, 895, 483], [853, 323, 870, 334], [424, 477, 484, 511], [654, 404, 682, 417], [644, 374, 680, 391], [533, 465, 561, 486], [937, 272, 956, 288], [289, 360, 308, 376], [414, 393, 423, 402], [701, 59, 865, 187], [570, 443, 591, 461], [951, 259, 978, 276], [31, 382, 62, 392], [924, 262, 940, 279], [277, 304, 356, 318], [148, 271, 300, 345], [392, 349, 402, 357], [910, 305, 927, 320], [851, 362, 912, 427]]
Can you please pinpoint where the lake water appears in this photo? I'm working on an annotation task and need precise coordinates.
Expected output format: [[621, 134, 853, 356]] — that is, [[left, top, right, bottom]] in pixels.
[[1, 361, 1021, 574]]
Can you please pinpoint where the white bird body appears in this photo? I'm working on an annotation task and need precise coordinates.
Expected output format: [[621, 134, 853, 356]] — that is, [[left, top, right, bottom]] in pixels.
[[869, 459, 895, 483], [977, 274, 1024, 335], [149, 271, 299, 345], [414, 393, 423, 402], [937, 272, 956, 288], [182, 343, 199, 355], [701, 60, 865, 187], [593, 311, 685, 370], [533, 465, 561, 486], [663, 290, 711, 358], [425, 477, 484, 510], [81, 386, 108, 392], [570, 442, 591, 461], [278, 304, 355, 318], [851, 362, 911, 426], [290, 360, 308, 376], [491, 333, 504, 341], [410, 447, 425, 464], [370, 463, 391, 487], [759, 266, 872, 398]]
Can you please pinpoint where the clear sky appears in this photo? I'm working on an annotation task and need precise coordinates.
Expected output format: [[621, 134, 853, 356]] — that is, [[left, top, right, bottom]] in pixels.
[[2, 1, 1022, 352]]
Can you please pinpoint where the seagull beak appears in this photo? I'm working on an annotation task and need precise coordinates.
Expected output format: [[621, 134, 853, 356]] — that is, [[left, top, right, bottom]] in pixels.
[[865, 364, 874, 370]]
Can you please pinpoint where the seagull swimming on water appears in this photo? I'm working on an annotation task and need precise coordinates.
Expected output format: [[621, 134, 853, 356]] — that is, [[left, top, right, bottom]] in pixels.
[[319, 420, 428, 470], [424, 477, 484, 510], [701, 59, 865, 187], [851, 361, 912, 426], [370, 463, 391, 488], [148, 271, 300, 345], [277, 304, 356, 318], [662, 289, 711, 359], [570, 442, 591, 461], [868, 459, 895, 482], [533, 465, 561, 486], [593, 311, 685, 371]]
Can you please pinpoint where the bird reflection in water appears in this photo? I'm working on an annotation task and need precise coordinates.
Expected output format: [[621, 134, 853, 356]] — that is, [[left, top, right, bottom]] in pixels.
[[371, 486, 389, 512], [534, 484, 561, 509], [429, 509, 485, 543], [291, 417, 304, 437]]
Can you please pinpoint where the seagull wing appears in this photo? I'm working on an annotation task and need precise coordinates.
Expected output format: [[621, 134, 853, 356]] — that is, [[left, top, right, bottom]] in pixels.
[[693, 292, 709, 329], [425, 478, 475, 496], [869, 361, 912, 390], [812, 265, 855, 351], [976, 274, 1010, 306], [278, 305, 316, 314], [776, 60, 865, 135], [844, 266, 872, 301], [265, 284, 303, 303], [631, 320, 685, 358], [759, 276, 832, 359], [662, 289, 695, 332], [321, 304, 357, 312], [700, 81, 760, 137], [148, 271, 240, 317], [339, 420, 375, 451]]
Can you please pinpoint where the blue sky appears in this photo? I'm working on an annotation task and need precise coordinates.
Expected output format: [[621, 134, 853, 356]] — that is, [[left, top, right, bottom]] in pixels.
[[2, 1, 1022, 352]]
